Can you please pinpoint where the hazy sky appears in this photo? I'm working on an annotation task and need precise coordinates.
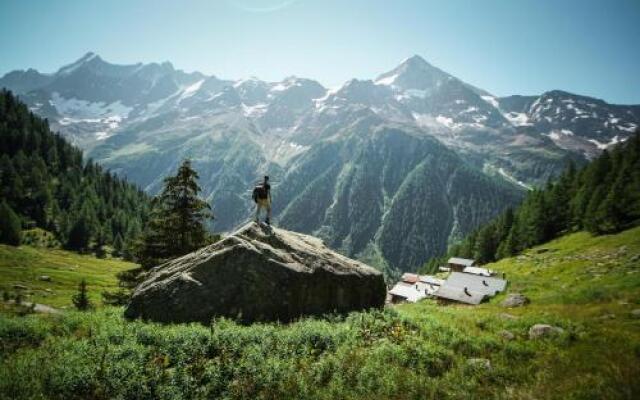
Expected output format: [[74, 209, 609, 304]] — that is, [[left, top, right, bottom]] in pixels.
[[1, 0, 639, 103]]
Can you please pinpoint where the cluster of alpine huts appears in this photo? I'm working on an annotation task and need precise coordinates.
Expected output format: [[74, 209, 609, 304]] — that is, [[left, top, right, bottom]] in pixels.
[[388, 258, 507, 305]]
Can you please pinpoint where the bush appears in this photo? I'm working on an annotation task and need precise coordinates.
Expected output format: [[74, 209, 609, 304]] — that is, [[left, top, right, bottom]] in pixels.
[[0, 201, 21, 246], [71, 279, 93, 311]]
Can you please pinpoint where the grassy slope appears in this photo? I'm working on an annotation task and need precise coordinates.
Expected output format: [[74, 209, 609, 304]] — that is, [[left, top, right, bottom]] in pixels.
[[400, 226, 640, 398], [0, 228, 638, 399], [0, 244, 136, 308]]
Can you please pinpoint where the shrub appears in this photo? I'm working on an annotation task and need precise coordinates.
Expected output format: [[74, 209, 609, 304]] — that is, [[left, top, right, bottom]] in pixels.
[[0, 201, 21, 246], [72, 279, 93, 311]]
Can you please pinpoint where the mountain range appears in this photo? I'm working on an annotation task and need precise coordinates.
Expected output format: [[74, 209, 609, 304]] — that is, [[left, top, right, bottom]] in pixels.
[[2, 52, 638, 273]]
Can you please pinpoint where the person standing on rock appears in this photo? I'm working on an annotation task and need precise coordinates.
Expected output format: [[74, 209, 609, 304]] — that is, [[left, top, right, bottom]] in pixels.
[[253, 176, 272, 225]]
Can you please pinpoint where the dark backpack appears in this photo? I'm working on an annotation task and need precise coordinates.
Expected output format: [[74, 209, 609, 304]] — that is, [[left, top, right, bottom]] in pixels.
[[252, 185, 267, 202]]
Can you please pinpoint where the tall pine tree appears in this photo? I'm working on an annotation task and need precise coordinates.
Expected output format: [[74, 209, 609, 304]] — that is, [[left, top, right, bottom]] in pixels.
[[136, 160, 213, 269]]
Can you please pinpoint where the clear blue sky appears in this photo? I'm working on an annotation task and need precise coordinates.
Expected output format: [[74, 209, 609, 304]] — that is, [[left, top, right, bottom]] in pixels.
[[1, 0, 639, 103]]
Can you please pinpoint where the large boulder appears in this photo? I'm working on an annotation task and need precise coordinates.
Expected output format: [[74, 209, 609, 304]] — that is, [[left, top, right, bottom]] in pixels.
[[124, 222, 386, 324]]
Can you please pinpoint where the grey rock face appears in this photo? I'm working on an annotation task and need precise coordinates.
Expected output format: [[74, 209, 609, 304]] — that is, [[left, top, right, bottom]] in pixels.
[[500, 330, 515, 341], [124, 222, 386, 324], [528, 324, 564, 340], [501, 293, 530, 308]]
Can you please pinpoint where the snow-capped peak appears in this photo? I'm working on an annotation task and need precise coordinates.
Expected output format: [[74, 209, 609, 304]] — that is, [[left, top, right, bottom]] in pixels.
[[398, 54, 431, 69], [57, 52, 100, 75], [375, 54, 452, 91]]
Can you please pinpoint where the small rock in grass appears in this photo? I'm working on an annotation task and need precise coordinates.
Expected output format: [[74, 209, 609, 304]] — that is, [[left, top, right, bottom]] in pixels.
[[596, 313, 616, 320], [500, 330, 515, 341], [498, 313, 519, 320], [38, 275, 52, 282], [630, 254, 640, 263], [630, 309, 640, 319], [467, 358, 491, 371], [529, 324, 564, 340], [501, 293, 530, 308], [13, 284, 28, 290]]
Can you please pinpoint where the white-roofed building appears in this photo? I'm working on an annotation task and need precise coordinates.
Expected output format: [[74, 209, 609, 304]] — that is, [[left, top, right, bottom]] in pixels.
[[388, 282, 428, 303], [433, 284, 486, 305], [419, 275, 445, 286], [462, 266, 493, 277], [433, 271, 507, 304], [447, 257, 476, 272]]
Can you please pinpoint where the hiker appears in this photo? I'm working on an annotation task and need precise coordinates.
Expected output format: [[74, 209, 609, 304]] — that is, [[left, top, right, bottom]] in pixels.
[[253, 175, 272, 225]]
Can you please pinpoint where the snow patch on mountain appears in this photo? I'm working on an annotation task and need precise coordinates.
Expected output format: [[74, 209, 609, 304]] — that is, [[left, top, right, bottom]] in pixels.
[[617, 123, 637, 132], [588, 135, 626, 150], [498, 168, 532, 190], [543, 129, 574, 142], [481, 95, 500, 109], [50, 92, 132, 119], [180, 79, 205, 100], [95, 131, 110, 140], [271, 78, 303, 92], [504, 112, 532, 126], [375, 73, 398, 86], [436, 115, 455, 128], [242, 103, 268, 117]]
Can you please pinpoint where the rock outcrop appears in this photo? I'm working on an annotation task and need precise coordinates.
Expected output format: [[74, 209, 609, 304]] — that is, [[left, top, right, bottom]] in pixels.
[[501, 293, 530, 308], [528, 324, 564, 340], [124, 222, 386, 324]]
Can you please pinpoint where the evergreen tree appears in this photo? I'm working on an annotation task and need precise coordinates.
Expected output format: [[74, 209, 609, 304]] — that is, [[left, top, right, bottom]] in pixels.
[[65, 217, 90, 252], [72, 279, 93, 311], [112, 233, 124, 258], [0, 201, 21, 246], [496, 228, 517, 259], [92, 227, 107, 258], [474, 224, 497, 264], [137, 160, 213, 269]]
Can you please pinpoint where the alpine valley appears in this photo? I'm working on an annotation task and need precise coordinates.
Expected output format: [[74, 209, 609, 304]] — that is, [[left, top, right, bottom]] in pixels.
[[3, 53, 639, 273]]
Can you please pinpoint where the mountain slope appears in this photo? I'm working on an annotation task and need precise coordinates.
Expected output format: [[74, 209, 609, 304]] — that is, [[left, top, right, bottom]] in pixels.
[[276, 118, 522, 271], [434, 132, 640, 269], [0, 90, 150, 253], [3, 53, 639, 271]]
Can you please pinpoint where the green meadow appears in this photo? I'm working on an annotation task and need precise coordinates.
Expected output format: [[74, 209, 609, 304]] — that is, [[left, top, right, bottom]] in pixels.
[[1, 227, 639, 399]]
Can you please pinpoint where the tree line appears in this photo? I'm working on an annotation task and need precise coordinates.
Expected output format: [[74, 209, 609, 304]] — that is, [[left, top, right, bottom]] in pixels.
[[0, 89, 150, 256], [422, 131, 640, 271]]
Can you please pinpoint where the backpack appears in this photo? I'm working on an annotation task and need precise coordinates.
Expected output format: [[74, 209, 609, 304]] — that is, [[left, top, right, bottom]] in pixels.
[[252, 185, 267, 202]]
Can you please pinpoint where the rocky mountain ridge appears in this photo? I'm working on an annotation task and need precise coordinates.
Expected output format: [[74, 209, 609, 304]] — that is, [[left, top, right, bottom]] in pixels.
[[3, 53, 637, 272]]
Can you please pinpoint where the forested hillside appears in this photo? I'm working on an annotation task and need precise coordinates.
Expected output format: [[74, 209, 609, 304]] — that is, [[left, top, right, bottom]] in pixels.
[[0, 90, 150, 255], [425, 132, 640, 270], [276, 120, 524, 273]]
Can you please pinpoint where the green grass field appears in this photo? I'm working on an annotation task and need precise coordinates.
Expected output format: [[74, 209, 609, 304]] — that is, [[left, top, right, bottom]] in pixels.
[[0, 244, 136, 308], [0, 227, 639, 399]]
